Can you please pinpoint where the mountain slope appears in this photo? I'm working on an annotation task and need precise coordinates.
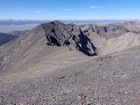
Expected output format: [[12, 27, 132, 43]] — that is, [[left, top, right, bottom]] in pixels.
[[0, 33, 18, 46], [110, 20, 140, 33], [7, 30, 28, 36], [103, 32, 140, 55], [1, 45, 140, 104], [80, 24, 129, 39], [1, 21, 140, 73], [0, 21, 98, 74], [1, 20, 140, 104]]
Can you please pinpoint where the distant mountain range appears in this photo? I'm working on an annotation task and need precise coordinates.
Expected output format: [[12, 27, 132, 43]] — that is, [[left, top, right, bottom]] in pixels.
[[0, 19, 121, 33], [0, 20, 49, 25], [0, 19, 120, 25]]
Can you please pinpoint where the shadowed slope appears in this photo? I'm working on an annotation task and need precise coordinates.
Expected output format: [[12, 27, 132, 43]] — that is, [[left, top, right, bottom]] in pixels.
[[0, 33, 18, 46]]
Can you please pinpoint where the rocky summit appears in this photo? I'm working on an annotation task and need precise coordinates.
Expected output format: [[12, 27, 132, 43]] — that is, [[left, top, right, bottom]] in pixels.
[[1, 20, 140, 105], [42, 20, 98, 56]]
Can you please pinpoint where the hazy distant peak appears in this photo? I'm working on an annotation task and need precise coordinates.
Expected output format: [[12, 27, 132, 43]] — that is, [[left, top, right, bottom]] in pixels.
[[111, 20, 140, 26]]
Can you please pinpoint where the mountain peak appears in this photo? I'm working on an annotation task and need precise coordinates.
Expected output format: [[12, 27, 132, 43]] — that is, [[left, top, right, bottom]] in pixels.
[[39, 21, 98, 56], [41, 20, 65, 27], [50, 20, 64, 24]]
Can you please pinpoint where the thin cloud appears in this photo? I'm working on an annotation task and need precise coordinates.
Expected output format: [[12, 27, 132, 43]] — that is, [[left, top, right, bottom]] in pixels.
[[63, 8, 80, 11], [63, 9, 70, 11], [89, 6, 97, 9], [62, 6, 99, 12], [94, 9, 102, 12], [35, 11, 42, 13]]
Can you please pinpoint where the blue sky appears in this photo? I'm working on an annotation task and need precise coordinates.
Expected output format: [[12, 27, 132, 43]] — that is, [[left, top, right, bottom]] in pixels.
[[0, 0, 140, 20]]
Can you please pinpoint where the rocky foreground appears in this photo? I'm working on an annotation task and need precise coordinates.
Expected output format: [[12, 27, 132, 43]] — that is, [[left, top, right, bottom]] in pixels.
[[0, 20, 140, 105]]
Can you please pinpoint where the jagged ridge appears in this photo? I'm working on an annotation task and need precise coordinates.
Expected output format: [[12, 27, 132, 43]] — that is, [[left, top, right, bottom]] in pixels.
[[41, 20, 98, 56]]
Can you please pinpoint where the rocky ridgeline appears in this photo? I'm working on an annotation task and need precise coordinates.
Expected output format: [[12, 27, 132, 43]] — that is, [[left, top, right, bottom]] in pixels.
[[41, 20, 98, 56], [80, 24, 129, 39], [0, 20, 137, 72], [0, 20, 131, 56], [40, 21, 130, 56]]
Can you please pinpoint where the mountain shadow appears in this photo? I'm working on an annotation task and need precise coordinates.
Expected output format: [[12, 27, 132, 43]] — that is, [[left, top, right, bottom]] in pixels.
[[0, 33, 18, 46], [78, 31, 98, 56]]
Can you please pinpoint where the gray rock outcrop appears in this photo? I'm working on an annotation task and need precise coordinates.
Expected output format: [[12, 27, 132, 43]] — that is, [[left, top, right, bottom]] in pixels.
[[42, 20, 98, 56], [81, 24, 129, 39]]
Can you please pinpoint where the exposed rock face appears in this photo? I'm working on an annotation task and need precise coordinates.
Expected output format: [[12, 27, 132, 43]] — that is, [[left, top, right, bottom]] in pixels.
[[110, 20, 140, 33], [42, 21, 98, 56], [81, 24, 129, 39], [106, 25, 129, 38], [41, 21, 67, 46], [108, 25, 129, 31], [94, 25, 108, 35]]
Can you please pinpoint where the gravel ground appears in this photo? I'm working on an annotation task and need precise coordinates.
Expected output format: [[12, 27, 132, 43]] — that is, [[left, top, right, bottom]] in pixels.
[[1, 46, 140, 105]]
